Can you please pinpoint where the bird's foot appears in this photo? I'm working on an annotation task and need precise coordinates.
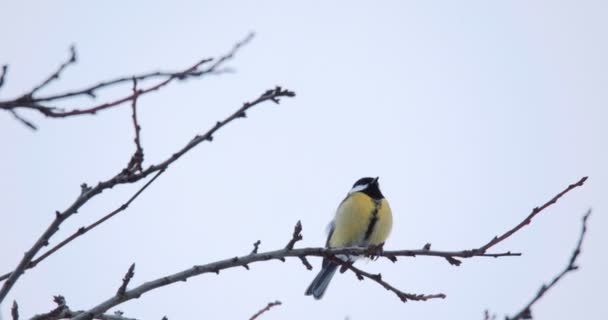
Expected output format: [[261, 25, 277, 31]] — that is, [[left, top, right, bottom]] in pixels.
[[366, 243, 385, 260]]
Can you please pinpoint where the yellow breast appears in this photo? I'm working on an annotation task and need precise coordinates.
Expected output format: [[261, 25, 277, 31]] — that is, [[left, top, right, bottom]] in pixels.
[[328, 192, 393, 248]]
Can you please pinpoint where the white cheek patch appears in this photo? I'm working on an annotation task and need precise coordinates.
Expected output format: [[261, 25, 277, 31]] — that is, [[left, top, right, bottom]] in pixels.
[[348, 184, 368, 194]]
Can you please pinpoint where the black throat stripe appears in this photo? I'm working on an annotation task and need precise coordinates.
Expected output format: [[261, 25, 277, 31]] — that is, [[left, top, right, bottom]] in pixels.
[[364, 200, 381, 241]]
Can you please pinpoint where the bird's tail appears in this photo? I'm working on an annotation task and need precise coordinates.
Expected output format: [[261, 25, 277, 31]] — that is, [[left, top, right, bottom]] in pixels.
[[304, 262, 339, 299]]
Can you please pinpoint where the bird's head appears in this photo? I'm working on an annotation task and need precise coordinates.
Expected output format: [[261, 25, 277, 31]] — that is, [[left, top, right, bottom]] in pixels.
[[348, 176, 384, 199]]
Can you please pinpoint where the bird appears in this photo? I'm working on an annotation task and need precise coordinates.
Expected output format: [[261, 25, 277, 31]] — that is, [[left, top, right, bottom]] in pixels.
[[305, 176, 393, 299]]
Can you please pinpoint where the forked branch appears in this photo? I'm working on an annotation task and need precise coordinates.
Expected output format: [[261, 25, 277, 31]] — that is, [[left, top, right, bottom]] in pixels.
[[0, 86, 295, 303], [68, 177, 587, 319], [0, 34, 254, 127]]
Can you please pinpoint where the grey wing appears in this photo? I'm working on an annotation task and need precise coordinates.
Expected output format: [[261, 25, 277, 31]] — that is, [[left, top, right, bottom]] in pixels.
[[322, 220, 335, 268]]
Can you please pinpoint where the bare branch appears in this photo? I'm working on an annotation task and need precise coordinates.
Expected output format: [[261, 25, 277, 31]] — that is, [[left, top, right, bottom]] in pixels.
[[8, 109, 37, 130], [375, 177, 588, 267], [22, 69, 193, 102], [51, 176, 586, 318], [359, 247, 518, 261], [0, 86, 295, 303], [249, 301, 282, 320], [332, 256, 445, 302], [250, 240, 261, 255], [0, 33, 255, 123], [125, 78, 144, 173], [298, 256, 313, 270], [117, 263, 136, 296], [4, 57, 211, 118], [285, 220, 303, 250], [0, 170, 164, 283], [200, 33, 254, 77], [29, 46, 77, 97], [30, 295, 67, 320], [476, 176, 588, 253], [30, 295, 138, 320], [507, 210, 591, 320], [71, 242, 462, 320]]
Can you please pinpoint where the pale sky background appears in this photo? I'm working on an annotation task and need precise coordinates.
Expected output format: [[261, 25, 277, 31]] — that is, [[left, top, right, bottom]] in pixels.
[[1, 1, 606, 319]]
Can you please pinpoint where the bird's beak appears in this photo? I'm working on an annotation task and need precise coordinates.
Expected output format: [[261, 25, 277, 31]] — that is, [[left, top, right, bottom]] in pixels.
[[372, 177, 379, 185]]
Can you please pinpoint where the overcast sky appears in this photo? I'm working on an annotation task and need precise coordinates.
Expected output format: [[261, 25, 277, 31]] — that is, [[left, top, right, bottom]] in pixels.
[[1, 1, 606, 319]]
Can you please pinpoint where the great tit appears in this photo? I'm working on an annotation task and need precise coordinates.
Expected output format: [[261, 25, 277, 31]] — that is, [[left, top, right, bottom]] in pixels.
[[305, 177, 393, 299]]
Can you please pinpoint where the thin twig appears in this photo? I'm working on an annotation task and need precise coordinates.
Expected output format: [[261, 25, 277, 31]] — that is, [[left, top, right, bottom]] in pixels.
[[0, 86, 295, 303], [250, 240, 261, 255], [249, 301, 282, 320], [477, 176, 588, 253], [285, 220, 303, 250], [0, 33, 255, 121], [28, 70, 202, 102], [125, 78, 144, 173], [507, 210, 591, 320], [0, 170, 163, 282], [382, 177, 589, 267], [299, 256, 313, 270], [29, 46, 77, 96], [332, 256, 446, 302], [30, 295, 67, 320], [8, 109, 37, 130], [117, 263, 136, 296], [33, 69, 206, 102], [136, 86, 295, 178], [11, 58, 211, 118]]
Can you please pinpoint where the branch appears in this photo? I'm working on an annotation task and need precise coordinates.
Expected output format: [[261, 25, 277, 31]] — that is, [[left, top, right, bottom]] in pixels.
[[250, 240, 261, 255], [379, 177, 588, 266], [64, 177, 585, 318], [0, 170, 163, 283], [334, 257, 446, 302], [30, 295, 67, 320], [8, 109, 37, 130], [30, 295, 138, 320], [285, 220, 303, 250], [137, 86, 295, 178], [3, 57, 210, 119], [116, 263, 136, 296], [249, 301, 282, 320], [506, 210, 591, 320], [125, 78, 144, 173], [71, 244, 458, 320], [0, 33, 254, 125], [29, 46, 77, 97], [0, 86, 295, 303], [476, 176, 587, 253]]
